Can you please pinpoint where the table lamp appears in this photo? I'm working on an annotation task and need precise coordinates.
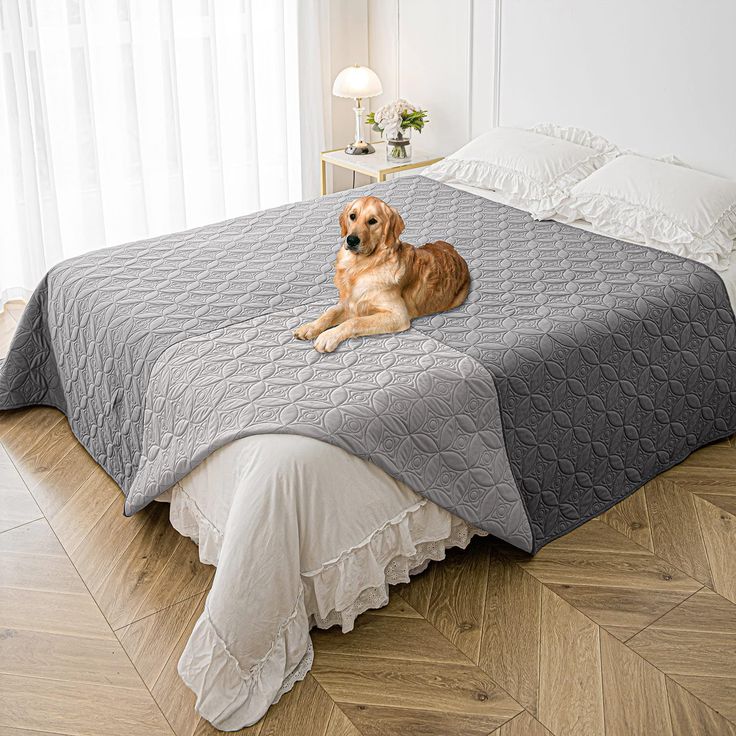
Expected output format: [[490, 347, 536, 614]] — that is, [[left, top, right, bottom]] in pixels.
[[332, 65, 383, 155]]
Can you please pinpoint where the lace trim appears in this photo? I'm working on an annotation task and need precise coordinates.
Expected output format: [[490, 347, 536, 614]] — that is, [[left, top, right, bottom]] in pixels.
[[530, 122, 618, 154], [168, 483, 223, 565], [426, 147, 616, 220], [272, 639, 313, 705], [557, 191, 736, 270], [310, 520, 482, 632]]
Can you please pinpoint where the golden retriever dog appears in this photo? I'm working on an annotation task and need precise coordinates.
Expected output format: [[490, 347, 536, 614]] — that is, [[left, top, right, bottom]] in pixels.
[[293, 195, 470, 353]]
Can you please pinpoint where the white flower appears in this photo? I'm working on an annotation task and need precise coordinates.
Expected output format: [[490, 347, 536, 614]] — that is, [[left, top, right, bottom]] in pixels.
[[373, 99, 417, 130]]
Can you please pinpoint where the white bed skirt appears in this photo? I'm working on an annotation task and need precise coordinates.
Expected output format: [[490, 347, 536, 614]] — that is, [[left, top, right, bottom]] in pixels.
[[162, 434, 482, 730]]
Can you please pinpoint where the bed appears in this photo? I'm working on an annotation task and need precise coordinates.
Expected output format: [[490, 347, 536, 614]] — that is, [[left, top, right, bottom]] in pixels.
[[2, 169, 736, 729]]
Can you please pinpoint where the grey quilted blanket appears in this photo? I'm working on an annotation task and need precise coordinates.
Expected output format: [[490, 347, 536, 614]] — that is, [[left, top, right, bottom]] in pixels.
[[2, 176, 736, 553]]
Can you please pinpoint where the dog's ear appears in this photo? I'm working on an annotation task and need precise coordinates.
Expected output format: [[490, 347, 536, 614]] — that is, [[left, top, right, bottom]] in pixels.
[[384, 206, 405, 247], [339, 202, 354, 237]]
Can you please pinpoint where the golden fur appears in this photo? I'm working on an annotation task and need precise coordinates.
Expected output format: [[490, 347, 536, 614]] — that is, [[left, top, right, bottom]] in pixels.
[[293, 195, 470, 353]]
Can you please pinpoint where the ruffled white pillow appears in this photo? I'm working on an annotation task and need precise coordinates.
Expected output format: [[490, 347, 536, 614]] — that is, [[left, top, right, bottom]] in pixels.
[[424, 124, 618, 219], [557, 154, 736, 270]]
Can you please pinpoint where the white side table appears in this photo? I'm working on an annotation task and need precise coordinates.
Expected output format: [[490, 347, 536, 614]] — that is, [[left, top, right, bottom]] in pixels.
[[320, 141, 443, 195]]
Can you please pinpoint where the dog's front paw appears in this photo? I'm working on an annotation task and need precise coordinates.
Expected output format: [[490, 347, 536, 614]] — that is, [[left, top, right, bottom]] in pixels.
[[293, 321, 321, 340], [314, 329, 344, 353]]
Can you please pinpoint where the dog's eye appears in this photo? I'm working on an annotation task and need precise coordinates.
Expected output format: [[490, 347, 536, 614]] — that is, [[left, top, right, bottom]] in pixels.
[[368, 218, 377, 225], [349, 213, 356, 221]]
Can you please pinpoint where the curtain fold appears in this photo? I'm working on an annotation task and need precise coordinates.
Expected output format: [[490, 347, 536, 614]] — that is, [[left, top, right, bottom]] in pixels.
[[0, 0, 329, 308]]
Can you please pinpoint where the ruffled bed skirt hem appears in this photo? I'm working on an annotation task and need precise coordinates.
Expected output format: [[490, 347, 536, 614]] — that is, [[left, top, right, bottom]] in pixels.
[[170, 484, 483, 730]]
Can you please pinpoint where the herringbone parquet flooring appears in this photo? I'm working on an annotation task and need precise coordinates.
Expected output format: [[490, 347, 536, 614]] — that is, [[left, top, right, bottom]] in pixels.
[[1, 301, 735, 736]]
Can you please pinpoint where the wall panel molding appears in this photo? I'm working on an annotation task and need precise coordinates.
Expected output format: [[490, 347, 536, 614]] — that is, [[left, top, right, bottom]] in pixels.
[[367, 0, 499, 153]]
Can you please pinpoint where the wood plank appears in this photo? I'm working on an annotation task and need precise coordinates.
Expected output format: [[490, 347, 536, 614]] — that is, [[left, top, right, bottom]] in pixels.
[[312, 613, 469, 665], [194, 716, 263, 735], [0, 485, 43, 534], [369, 592, 422, 619], [425, 539, 489, 661], [667, 464, 736, 491], [50, 465, 119, 556], [149, 593, 207, 736], [0, 587, 115, 641], [600, 629, 673, 736], [91, 504, 193, 629], [0, 546, 88, 594], [324, 706, 361, 736], [0, 408, 27, 442], [12, 417, 81, 493], [666, 678, 736, 736], [28, 436, 100, 519], [395, 561, 435, 617], [627, 587, 736, 722], [644, 587, 736, 634], [118, 592, 206, 689], [675, 443, 736, 470], [69, 491, 151, 593], [0, 407, 63, 461], [673, 675, 736, 724], [479, 548, 541, 716], [694, 494, 736, 603], [645, 479, 714, 587], [545, 582, 696, 642], [132, 534, 214, 624], [518, 547, 700, 593], [698, 492, 736, 517], [538, 586, 604, 736], [0, 445, 42, 533], [0, 627, 142, 689], [494, 711, 552, 736], [0, 727, 68, 736], [0, 517, 66, 557], [260, 674, 333, 736], [0, 672, 173, 736], [599, 486, 654, 551], [312, 650, 521, 721], [337, 701, 513, 736], [541, 518, 647, 555], [627, 628, 736, 678]]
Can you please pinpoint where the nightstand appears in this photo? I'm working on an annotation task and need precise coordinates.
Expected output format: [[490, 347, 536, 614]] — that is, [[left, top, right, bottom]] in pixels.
[[320, 141, 443, 195]]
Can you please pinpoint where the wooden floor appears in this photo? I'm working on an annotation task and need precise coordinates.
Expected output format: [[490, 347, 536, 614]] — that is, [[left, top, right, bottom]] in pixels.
[[1, 300, 736, 736]]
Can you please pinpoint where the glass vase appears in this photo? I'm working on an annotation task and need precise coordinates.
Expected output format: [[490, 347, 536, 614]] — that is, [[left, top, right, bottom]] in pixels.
[[386, 128, 412, 163]]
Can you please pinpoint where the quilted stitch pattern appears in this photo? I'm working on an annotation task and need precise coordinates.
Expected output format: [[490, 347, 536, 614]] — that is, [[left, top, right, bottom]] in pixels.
[[1, 176, 736, 552], [133, 308, 531, 549]]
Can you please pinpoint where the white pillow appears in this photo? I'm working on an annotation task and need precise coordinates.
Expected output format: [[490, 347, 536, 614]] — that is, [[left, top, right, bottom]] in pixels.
[[424, 124, 618, 219], [558, 154, 736, 270]]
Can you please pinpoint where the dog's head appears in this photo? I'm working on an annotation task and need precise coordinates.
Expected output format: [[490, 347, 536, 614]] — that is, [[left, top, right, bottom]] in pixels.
[[338, 196, 405, 257]]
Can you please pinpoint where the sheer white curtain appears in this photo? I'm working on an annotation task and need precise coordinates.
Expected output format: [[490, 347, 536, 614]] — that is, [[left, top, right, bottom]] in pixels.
[[0, 0, 330, 308]]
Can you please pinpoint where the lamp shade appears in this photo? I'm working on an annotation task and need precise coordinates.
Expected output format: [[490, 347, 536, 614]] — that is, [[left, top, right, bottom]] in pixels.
[[332, 65, 382, 99]]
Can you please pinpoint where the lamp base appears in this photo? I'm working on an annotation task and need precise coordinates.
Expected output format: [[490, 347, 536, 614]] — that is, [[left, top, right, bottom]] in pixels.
[[344, 140, 375, 155]]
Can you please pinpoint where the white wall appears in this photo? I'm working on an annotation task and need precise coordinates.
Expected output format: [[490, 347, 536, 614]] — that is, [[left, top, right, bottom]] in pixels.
[[367, 0, 499, 155], [332, 0, 736, 181], [327, 0, 370, 191], [499, 0, 736, 178]]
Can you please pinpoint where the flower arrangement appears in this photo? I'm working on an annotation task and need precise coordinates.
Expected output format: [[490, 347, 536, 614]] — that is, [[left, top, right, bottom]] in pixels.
[[366, 99, 429, 161]]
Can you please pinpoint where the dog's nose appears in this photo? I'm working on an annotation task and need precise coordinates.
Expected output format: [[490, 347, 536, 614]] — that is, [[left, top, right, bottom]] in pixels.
[[346, 234, 360, 251]]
